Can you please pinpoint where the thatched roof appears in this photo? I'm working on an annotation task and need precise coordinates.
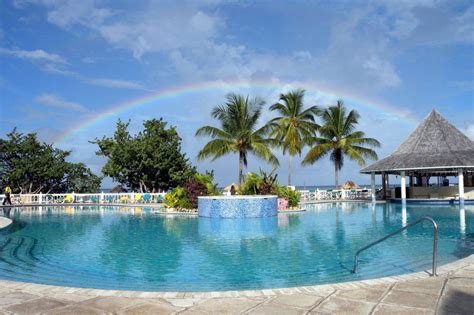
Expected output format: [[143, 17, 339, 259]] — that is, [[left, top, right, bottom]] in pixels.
[[342, 181, 360, 189], [223, 183, 240, 191], [361, 110, 474, 175]]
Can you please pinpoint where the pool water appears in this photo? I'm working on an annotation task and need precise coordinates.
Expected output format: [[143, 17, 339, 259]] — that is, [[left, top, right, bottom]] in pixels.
[[0, 203, 473, 292]]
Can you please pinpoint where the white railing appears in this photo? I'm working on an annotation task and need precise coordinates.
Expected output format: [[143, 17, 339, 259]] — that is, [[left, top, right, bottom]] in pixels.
[[0, 192, 166, 205], [298, 188, 371, 202], [0, 189, 372, 206]]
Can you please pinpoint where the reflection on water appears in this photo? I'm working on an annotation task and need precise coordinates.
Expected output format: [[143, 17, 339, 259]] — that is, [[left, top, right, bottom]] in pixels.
[[0, 203, 472, 291], [198, 216, 279, 239], [460, 208, 466, 236]]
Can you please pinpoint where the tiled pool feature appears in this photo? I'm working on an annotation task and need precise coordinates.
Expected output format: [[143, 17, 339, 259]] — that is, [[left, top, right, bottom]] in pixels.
[[197, 195, 278, 218]]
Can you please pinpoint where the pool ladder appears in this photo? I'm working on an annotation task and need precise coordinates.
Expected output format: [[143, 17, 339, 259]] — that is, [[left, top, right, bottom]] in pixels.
[[352, 216, 438, 276]]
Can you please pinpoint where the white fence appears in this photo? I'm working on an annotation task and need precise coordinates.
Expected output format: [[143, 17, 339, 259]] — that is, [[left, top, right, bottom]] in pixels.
[[0, 189, 371, 206], [0, 192, 166, 205], [299, 188, 371, 202]]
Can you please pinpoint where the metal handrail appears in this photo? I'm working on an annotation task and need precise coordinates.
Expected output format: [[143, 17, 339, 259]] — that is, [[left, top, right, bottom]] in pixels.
[[352, 216, 438, 276]]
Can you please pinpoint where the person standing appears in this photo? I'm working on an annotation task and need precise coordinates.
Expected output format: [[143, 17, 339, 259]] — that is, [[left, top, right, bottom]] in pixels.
[[2, 184, 12, 205]]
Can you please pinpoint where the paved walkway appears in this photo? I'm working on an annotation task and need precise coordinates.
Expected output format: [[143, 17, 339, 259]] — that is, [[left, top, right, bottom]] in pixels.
[[0, 255, 472, 314]]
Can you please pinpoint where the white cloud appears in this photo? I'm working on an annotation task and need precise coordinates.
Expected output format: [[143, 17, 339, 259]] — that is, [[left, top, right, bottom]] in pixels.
[[97, 8, 220, 59], [29, 1, 221, 59], [41, 63, 149, 91], [81, 57, 96, 64], [454, 5, 474, 44], [454, 80, 474, 91], [0, 47, 65, 63], [35, 93, 87, 112], [87, 78, 149, 90], [464, 124, 474, 140]]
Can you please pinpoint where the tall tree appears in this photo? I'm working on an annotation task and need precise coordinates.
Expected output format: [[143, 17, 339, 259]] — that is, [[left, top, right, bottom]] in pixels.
[[269, 89, 320, 186], [94, 118, 194, 192], [302, 100, 380, 187], [196, 93, 279, 184], [0, 129, 101, 193], [66, 163, 102, 193]]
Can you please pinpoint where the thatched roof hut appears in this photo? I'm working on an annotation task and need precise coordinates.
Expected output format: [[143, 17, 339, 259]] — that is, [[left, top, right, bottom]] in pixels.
[[361, 110, 474, 204], [342, 181, 360, 189], [361, 110, 474, 176]]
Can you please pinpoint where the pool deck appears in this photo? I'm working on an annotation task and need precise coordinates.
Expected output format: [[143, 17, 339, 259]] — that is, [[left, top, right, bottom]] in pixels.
[[0, 254, 472, 314]]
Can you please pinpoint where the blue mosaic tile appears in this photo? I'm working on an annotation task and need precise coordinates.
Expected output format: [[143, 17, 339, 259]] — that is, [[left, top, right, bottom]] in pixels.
[[198, 196, 278, 218]]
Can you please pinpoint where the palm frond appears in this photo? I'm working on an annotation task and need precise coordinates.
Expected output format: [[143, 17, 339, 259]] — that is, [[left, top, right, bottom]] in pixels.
[[197, 139, 235, 161], [301, 142, 333, 165]]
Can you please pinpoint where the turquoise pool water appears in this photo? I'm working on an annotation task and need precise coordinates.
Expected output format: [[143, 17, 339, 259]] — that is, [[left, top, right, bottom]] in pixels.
[[0, 203, 473, 291]]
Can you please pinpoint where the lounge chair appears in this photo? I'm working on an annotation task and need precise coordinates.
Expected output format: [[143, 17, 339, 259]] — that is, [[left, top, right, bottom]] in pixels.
[[143, 194, 151, 203], [120, 196, 129, 203], [134, 194, 143, 203], [63, 194, 73, 203]]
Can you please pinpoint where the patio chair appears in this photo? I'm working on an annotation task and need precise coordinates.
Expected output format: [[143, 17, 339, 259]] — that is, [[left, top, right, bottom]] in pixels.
[[63, 194, 73, 203], [134, 194, 143, 203], [120, 196, 129, 203], [143, 194, 151, 203]]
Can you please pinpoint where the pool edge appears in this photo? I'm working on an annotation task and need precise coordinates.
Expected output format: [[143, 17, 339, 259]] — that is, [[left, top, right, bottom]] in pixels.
[[0, 254, 472, 298]]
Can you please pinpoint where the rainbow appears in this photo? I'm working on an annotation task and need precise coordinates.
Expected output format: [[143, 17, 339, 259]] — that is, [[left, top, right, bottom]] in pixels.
[[55, 79, 418, 144]]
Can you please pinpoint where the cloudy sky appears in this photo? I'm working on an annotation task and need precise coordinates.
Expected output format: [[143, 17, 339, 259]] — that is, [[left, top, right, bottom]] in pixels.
[[1, 0, 473, 187]]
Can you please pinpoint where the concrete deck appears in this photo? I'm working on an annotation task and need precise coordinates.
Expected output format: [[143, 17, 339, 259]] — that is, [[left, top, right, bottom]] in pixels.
[[0, 254, 472, 314]]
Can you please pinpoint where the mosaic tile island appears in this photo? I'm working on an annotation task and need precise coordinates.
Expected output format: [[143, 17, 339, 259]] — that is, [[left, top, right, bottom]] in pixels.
[[198, 195, 278, 218]]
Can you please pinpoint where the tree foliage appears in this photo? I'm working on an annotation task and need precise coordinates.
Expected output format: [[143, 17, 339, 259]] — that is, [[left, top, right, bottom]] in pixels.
[[94, 118, 195, 192], [268, 89, 320, 185], [0, 129, 101, 193], [302, 100, 380, 187], [196, 93, 279, 184]]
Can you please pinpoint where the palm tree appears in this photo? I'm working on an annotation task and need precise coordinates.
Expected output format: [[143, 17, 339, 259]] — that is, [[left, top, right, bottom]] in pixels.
[[196, 93, 279, 184], [268, 89, 320, 186], [302, 100, 380, 187]]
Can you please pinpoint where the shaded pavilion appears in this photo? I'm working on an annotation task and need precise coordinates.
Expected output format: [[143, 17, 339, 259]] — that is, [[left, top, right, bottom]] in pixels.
[[361, 110, 474, 205]]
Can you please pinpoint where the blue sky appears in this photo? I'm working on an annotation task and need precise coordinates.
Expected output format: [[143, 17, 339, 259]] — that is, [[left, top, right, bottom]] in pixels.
[[1, 0, 473, 188]]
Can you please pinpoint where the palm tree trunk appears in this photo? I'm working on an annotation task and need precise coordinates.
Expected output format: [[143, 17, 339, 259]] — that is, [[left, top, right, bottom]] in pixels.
[[239, 151, 245, 185], [334, 163, 339, 188], [288, 155, 292, 186]]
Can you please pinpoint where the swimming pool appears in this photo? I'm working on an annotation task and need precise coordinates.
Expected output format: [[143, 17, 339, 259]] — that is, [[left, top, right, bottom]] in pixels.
[[0, 203, 472, 291]]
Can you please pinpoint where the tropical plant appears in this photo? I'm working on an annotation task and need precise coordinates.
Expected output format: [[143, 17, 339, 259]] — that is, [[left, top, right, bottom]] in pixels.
[[240, 172, 262, 195], [240, 168, 278, 195], [183, 178, 207, 209], [196, 93, 279, 184], [164, 171, 220, 210], [302, 100, 380, 187], [194, 171, 220, 196], [269, 89, 320, 185], [184, 171, 220, 208], [94, 118, 195, 192], [163, 186, 191, 209], [275, 186, 301, 208]]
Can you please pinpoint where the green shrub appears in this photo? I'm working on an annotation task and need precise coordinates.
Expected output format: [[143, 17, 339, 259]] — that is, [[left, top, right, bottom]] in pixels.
[[194, 171, 220, 195], [240, 168, 278, 195], [164, 186, 191, 209], [276, 186, 301, 208], [240, 172, 261, 195], [165, 171, 220, 210]]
